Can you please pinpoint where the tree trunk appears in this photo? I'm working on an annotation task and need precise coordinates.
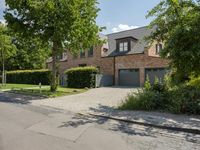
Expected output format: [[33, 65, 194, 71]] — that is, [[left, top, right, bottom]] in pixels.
[[50, 41, 58, 92]]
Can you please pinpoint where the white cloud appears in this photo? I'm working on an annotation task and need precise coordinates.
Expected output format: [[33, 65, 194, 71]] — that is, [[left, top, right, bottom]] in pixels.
[[0, 19, 6, 25], [112, 24, 139, 33]]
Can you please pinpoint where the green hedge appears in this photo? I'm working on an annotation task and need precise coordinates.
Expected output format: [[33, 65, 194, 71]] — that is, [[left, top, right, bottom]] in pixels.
[[65, 66, 98, 88], [5, 70, 51, 85]]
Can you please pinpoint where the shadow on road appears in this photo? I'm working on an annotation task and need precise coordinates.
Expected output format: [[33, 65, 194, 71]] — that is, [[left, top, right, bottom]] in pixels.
[[0, 92, 44, 105], [58, 104, 200, 144]]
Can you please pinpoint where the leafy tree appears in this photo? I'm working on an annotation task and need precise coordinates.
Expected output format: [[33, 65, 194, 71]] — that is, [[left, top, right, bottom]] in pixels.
[[6, 36, 51, 71], [0, 24, 16, 72], [5, 0, 102, 91], [147, 0, 200, 83], [0, 27, 50, 71]]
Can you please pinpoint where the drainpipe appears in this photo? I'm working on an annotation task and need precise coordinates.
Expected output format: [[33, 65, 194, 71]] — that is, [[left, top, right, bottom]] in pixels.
[[113, 56, 116, 85]]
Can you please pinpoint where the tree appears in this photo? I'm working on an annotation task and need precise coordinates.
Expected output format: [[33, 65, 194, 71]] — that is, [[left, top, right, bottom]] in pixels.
[[5, 0, 103, 91], [146, 0, 200, 83], [5, 36, 51, 71], [0, 24, 16, 85]]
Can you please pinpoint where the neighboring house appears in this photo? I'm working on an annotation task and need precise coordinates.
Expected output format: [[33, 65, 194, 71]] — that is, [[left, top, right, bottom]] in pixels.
[[47, 26, 169, 87]]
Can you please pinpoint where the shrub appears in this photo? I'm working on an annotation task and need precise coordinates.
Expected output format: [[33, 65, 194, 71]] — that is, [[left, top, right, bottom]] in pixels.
[[6, 70, 51, 85], [187, 76, 200, 89], [119, 81, 200, 115], [119, 89, 170, 111], [119, 90, 155, 111], [65, 66, 98, 88], [151, 83, 166, 93], [144, 75, 151, 90], [170, 85, 200, 114]]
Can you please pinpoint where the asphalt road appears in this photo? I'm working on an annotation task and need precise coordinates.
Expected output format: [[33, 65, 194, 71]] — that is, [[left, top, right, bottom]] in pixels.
[[0, 92, 200, 150]]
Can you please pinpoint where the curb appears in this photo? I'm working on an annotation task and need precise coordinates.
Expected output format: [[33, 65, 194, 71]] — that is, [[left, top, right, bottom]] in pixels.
[[79, 113, 200, 135]]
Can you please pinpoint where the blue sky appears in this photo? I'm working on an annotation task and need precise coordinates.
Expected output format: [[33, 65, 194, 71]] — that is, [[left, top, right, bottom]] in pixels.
[[0, 0, 160, 34]]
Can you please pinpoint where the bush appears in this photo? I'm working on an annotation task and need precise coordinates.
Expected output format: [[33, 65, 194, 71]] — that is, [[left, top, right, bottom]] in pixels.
[[6, 70, 51, 85], [170, 85, 200, 114], [187, 76, 200, 89], [65, 66, 98, 88], [119, 89, 169, 112], [144, 76, 151, 90], [119, 81, 200, 115], [120, 90, 158, 111]]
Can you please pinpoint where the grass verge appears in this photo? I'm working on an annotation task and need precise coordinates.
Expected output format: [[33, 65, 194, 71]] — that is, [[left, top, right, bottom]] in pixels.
[[8, 86, 87, 98], [0, 84, 38, 90]]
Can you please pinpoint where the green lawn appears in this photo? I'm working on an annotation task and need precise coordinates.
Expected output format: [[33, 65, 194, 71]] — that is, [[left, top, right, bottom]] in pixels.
[[10, 87, 87, 98], [7, 87, 86, 99], [0, 84, 87, 98], [0, 84, 38, 90]]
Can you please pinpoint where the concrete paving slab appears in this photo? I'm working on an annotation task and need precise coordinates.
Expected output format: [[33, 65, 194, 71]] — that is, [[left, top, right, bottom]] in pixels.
[[28, 113, 94, 142], [75, 127, 130, 150]]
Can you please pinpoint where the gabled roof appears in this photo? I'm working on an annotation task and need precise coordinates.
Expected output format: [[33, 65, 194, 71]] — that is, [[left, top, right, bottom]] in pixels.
[[103, 26, 154, 57]]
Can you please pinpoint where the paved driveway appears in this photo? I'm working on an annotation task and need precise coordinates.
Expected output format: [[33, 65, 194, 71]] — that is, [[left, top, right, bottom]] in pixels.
[[32, 87, 137, 113]]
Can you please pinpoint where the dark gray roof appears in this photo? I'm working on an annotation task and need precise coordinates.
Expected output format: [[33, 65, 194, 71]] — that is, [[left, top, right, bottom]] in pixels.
[[103, 26, 154, 57]]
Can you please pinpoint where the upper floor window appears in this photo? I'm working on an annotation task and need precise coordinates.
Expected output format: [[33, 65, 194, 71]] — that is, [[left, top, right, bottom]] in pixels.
[[156, 44, 163, 55], [119, 42, 128, 52], [56, 52, 67, 61], [56, 54, 63, 60], [73, 54, 78, 59], [116, 37, 137, 53], [80, 50, 85, 58], [88, 47, 93, 57]]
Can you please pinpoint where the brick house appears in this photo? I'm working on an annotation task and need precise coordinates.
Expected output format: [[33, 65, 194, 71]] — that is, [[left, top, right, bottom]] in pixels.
[[47, 26, 169, 87]]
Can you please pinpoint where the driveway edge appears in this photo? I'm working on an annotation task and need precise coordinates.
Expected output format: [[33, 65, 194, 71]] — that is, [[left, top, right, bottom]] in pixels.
[[79, 113, 200, 135]]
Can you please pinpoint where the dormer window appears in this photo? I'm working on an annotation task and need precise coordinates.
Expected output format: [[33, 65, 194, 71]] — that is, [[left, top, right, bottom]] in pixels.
[[116, 36, 138, 53], [119, 42, 128, 52], [156, 44, 162, 54]]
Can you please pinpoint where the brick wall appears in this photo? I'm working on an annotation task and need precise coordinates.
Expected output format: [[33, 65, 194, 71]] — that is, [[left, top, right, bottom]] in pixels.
[[47, 45, 114, 76], [114, 46, 169, 86], [47, 42, 170, 86]]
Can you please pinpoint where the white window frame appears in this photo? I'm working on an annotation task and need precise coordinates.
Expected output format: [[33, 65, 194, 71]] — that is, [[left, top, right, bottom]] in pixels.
[[119, 43, 124, 52], [124, 42, 128, 51], [156, 44, 162, 55], [119, 42, 129, 52]]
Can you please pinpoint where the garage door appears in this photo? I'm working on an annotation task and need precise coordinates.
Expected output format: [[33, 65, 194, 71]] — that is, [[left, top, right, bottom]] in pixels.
[[119, 69, 140, 86], [145, 68, 168, 84]]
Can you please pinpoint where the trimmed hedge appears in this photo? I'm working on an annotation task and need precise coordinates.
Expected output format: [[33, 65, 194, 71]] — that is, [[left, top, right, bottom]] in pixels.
[[65, 66, 98, 88], [6, 70, 51, 85]]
